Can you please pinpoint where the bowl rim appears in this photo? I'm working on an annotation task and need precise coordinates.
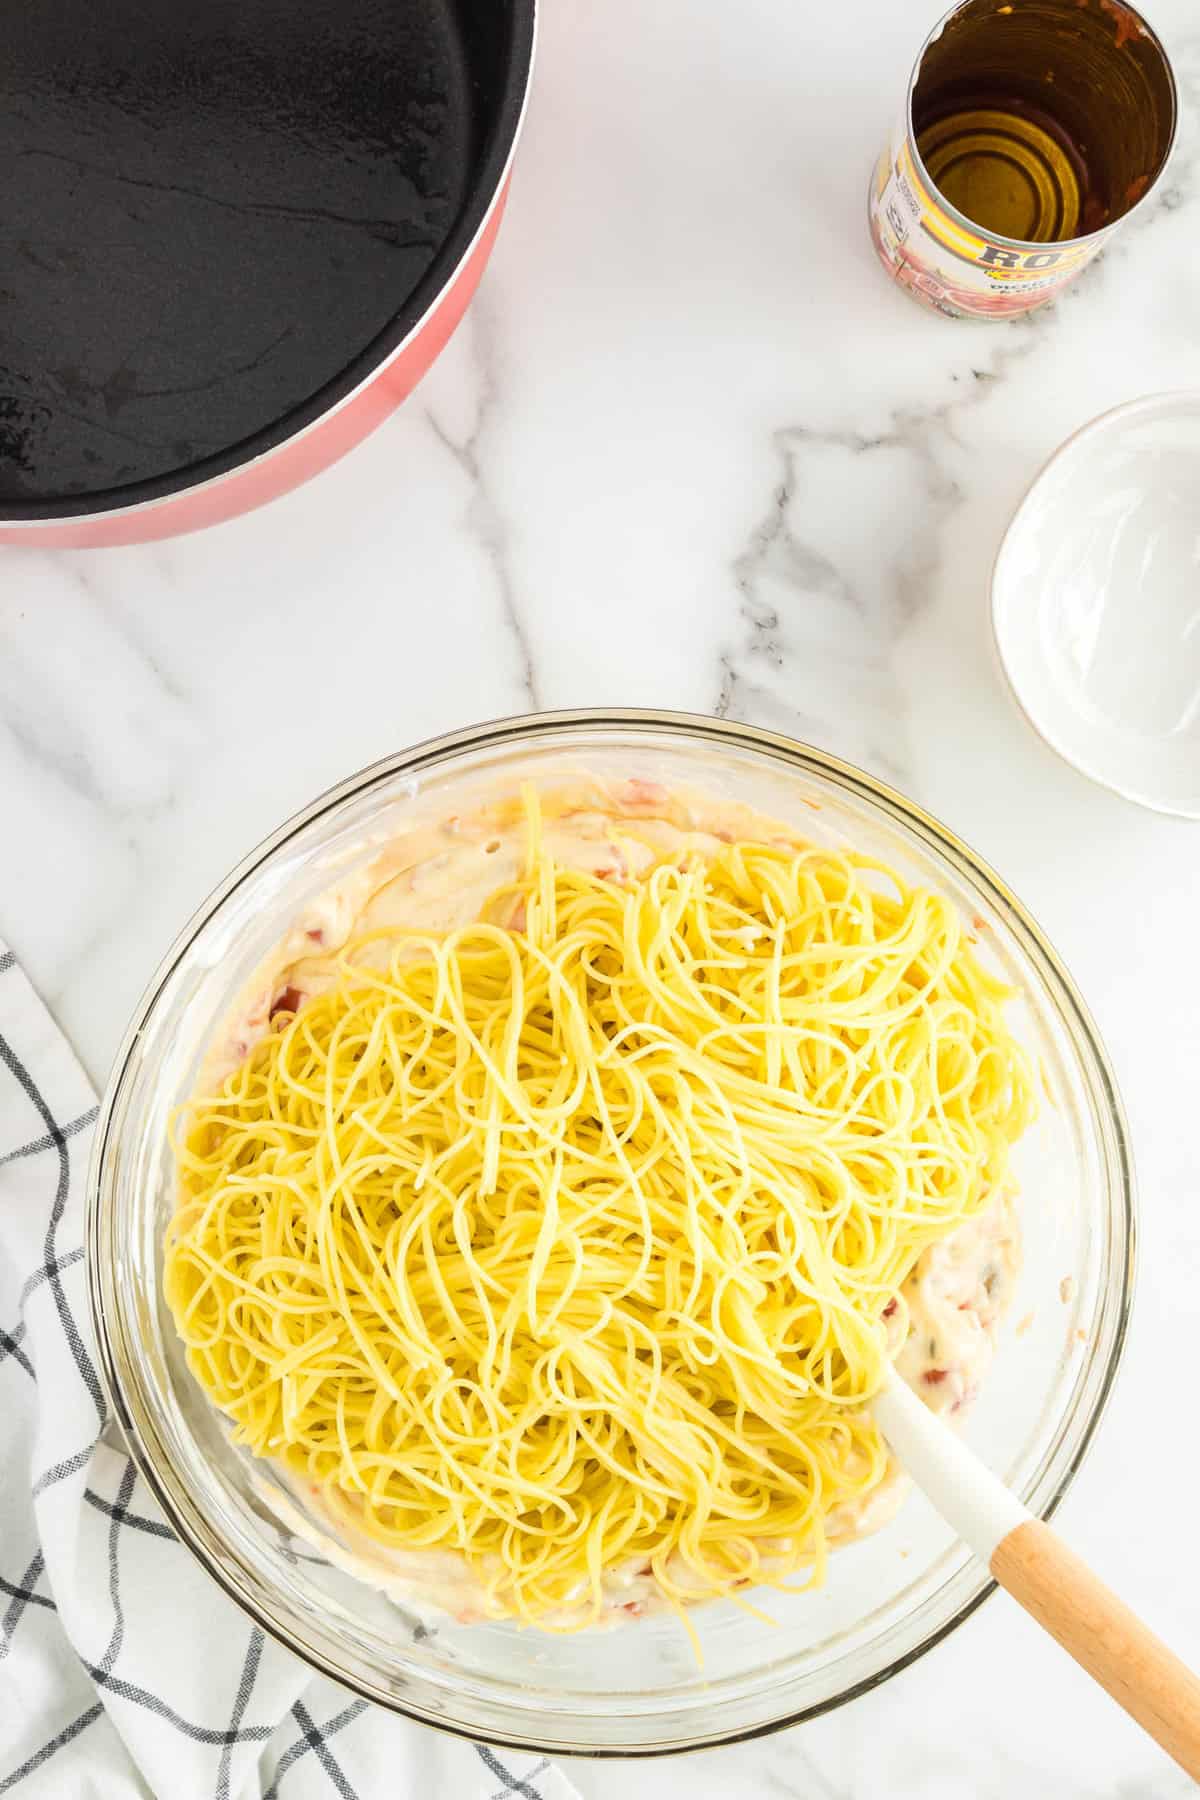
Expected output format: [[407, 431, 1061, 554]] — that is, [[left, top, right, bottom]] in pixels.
[[87, 708, 1136, 1755], [990, 388, 1200, 821]]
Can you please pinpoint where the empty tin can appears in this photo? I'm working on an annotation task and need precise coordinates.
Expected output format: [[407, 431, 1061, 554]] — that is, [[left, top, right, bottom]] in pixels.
[[869, 0, 1177, 320]]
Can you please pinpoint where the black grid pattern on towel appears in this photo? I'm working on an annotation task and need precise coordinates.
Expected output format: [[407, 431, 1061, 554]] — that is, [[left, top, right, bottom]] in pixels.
[[0, 962, 277, 1790], [477, 1745, 555, 1799]]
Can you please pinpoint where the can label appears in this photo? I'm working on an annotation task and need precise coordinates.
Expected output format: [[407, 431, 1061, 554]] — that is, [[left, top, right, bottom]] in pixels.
[[868, 126, 1107, 320]]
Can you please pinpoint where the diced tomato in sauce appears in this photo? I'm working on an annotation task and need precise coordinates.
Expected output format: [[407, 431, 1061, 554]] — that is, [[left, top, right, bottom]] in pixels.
[[622, 778, 667, 808]]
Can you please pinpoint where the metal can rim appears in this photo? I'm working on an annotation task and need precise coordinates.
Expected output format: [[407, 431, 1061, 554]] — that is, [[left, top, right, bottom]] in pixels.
[[902, 0, 1179, 253]]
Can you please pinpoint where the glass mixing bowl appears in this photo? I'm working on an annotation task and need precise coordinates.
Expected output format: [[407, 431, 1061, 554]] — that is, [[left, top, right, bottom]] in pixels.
[[87, 711, 1133, 1755]]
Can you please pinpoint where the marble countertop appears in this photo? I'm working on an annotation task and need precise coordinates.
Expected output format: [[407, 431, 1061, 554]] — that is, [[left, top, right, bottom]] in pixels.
[[2, 0, 1199, 1792]]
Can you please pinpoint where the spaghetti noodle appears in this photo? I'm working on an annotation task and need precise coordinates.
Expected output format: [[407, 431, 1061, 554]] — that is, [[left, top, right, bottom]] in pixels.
[[165, 789, 1034, 1629]]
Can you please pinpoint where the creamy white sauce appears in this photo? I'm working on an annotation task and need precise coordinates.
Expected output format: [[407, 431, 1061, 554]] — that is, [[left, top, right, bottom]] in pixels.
[[200, 777, 1022, 1628]]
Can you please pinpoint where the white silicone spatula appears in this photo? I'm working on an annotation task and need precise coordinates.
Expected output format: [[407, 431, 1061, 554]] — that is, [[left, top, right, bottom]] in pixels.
[[872, 1367, 1200, 1782]]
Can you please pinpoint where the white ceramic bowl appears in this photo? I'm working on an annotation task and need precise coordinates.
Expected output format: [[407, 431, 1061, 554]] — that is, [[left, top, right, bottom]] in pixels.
[[992, 392, 1200, 819]]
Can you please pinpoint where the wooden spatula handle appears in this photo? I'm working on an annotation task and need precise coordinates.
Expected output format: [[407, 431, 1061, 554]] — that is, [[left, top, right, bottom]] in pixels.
[[992, 1520, 1200, 1782], [874, 1371, 1200, 1779]]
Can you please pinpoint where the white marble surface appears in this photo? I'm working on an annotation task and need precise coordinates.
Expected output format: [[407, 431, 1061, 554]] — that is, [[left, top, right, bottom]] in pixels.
[[2, 0, 1200, 1792]]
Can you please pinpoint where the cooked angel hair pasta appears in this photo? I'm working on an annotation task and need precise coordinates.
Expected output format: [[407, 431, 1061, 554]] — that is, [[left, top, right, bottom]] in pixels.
[[165, 790, 1034, 1629]]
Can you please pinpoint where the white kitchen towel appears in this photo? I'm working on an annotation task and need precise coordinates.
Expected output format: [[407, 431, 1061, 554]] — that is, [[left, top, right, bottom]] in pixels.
[[0, 943, 581, 1800]]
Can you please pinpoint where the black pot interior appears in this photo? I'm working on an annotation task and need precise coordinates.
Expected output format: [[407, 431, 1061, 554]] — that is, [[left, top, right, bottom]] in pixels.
[[0, 0, 530, 515]]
